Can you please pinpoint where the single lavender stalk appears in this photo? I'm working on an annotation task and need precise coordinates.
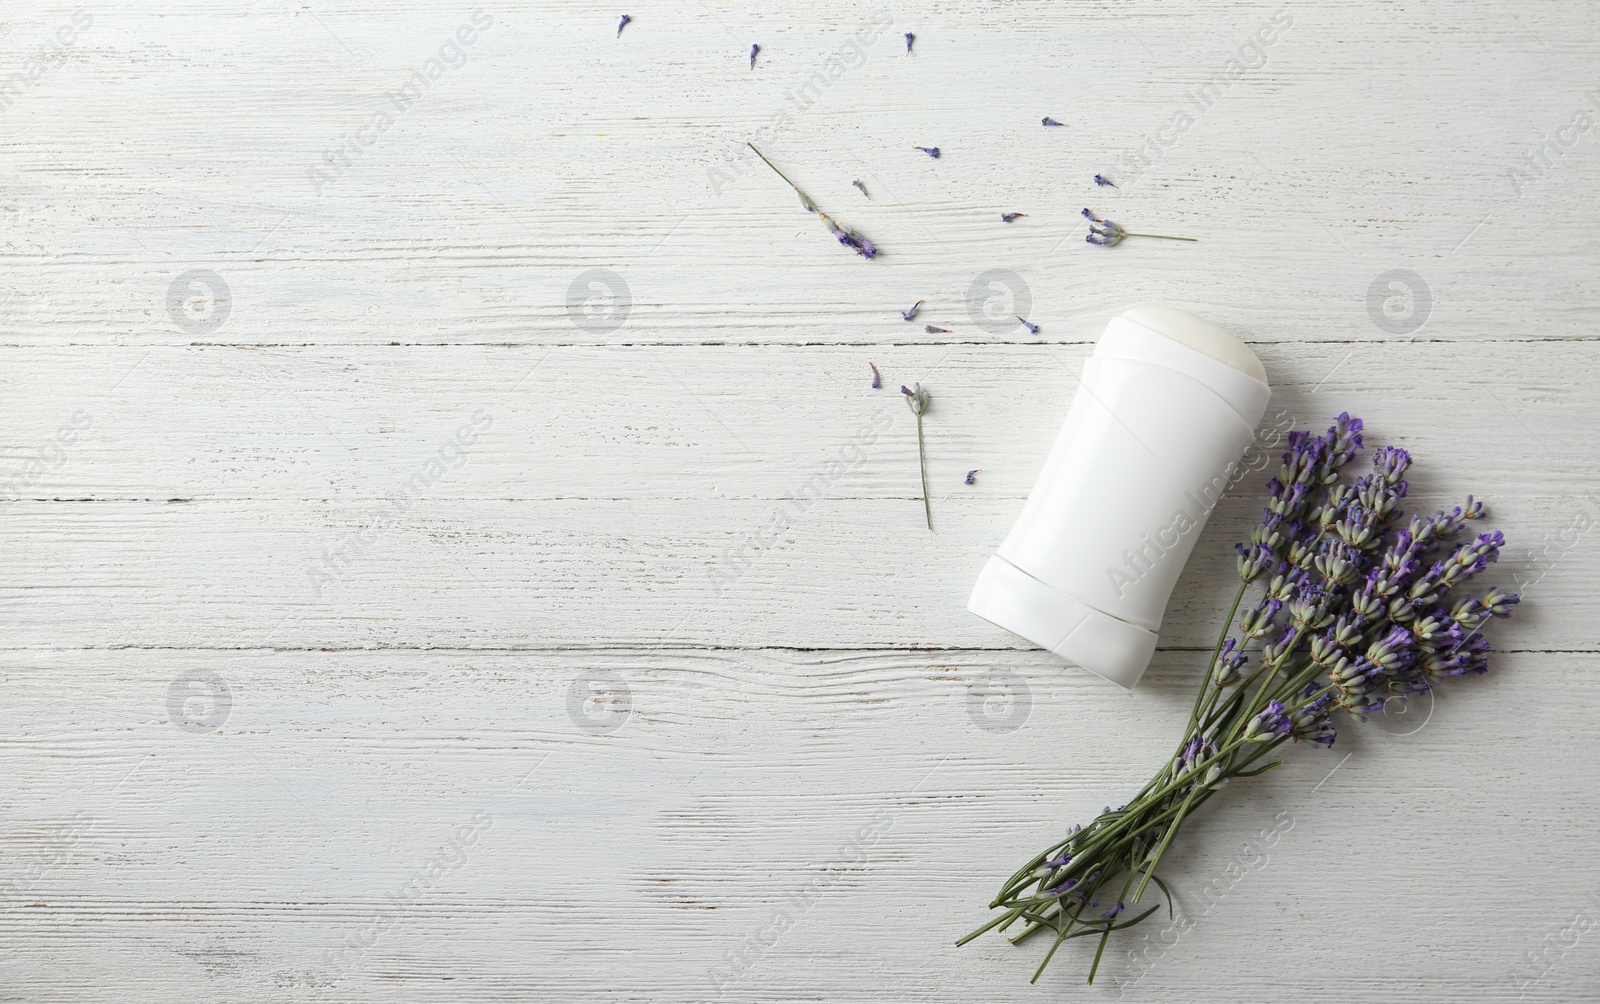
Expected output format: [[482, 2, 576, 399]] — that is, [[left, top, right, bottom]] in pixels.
[[747, 144, 878, 259], [1082, 208, 1195, 246], [902, 384, 931, 531]]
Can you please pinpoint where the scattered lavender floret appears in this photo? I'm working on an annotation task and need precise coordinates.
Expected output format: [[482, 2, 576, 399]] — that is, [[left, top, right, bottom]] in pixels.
[[869, 361, 881, 389], [925, 324, 950, 333], [905, 32, 915, 53], [965, 469, 979, 485], [1001, 212, 1026, 223], [915, 146, 941, 158], [1094, 174, 1117, 187], [750, 43, 759, 69], [616, 14, 631, 37], [852, 179, 869, 198], [900, 300, 923, 321], [1041, 117, 1065, 127], [1017, 316, 1040, 335]]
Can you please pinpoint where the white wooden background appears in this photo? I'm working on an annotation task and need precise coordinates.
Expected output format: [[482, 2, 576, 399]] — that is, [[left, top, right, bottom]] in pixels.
[[2, 1, 1597, 1000]]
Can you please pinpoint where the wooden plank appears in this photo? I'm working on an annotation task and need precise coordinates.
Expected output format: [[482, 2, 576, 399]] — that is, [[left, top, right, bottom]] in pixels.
[[0, 647, 1592, 1001]]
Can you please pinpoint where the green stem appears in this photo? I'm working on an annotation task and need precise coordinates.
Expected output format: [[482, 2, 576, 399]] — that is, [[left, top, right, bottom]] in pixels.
[[1086, 869, 1138, 985], [1125, 233, 1197, 242], [1183, 580, 1250, 741], [916, 410, 931, 531], [745, 143, 812, 205]]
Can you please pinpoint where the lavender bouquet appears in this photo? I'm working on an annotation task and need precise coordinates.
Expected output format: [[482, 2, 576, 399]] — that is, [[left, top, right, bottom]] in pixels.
[[957, 413, 1520, 984]]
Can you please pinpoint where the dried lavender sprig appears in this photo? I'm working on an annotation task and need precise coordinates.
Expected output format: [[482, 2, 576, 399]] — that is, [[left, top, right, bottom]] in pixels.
[[747, 144, 878, 259], [902, 384, 931, 531], [1082, 208, 1196, 246], [616, 13, 631, 37]]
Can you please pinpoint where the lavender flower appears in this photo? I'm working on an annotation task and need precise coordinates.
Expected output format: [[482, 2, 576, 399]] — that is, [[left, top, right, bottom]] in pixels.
[[925, 324, 950, 333], [1244, 700, 1291, 740], [827, 219, 877, 258], [1093, 174, 1116, 187], [869, 361, 881, 389], [1041, 117, 1065, 127], [905, 32, 915, 53], [915, 146, 941, 158], [852, 179, 869, 197], [965, 469, 979, 485], [1211, 638, 1247, 686], [1289, 687, 1337, 747], [1016, 316, 1040, 335], [1001, 212, 1026, 223], [616, 13, 631, 37], [747, 144, 878, 260], [1083, 208, 1196, 246], [749, 43, 759, 69], [900, 300, 923, 321]]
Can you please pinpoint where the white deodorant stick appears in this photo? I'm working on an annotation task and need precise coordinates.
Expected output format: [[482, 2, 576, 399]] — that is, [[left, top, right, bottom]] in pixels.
[[967, 307, 1271, 690]]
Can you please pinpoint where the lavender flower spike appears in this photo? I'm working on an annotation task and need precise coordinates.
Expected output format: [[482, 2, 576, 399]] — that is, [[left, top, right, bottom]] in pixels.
[[616, 14, 631, 37], [747, 144, 878, 260], [915, 146, 941, 158]]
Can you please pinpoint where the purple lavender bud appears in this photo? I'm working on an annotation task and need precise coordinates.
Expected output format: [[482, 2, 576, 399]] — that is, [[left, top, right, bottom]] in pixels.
[[616, 13, 631, 36], [900, 300, 923, 321], [915, 146, 941, 158], [1104, 901, 1125, 920], [1093, 174, 1116, 187], [1289, 688, 1337, 747], [1000, 212, 1026, 223], [1245, 700, 1291, 740], [1372, 445, 1412, 485], [965, 469, 978, 485], [1483, 587, 1519, 618], [869, 361, 881, 389], [905, 32, 915, 53], [1042, 117, 1065, 127], [852, 179, 869, 197], [1236, 541, 1274, 582], [924, 324, 950, 333], [1081, 208, 1126, 247], [750, 43, 759, 69], [1017, 316, 1040, 335], [1212, 637, 1247, 686]]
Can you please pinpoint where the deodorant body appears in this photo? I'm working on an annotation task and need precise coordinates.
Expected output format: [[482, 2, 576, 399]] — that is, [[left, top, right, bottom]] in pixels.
[[967, 307, 1271, 689]]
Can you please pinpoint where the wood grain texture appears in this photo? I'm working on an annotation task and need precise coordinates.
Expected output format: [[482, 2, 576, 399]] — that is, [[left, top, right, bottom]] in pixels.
[[1, 0, 1597, 1000]]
